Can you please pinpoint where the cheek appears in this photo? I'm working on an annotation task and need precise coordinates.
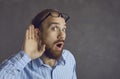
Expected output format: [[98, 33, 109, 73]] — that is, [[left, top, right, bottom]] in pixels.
[[42, 32, 56, 44]]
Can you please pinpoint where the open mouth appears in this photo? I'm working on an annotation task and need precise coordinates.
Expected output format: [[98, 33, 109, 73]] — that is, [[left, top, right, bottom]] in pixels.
[[55, 42, 64, 49], [57, 43, 62, 48]]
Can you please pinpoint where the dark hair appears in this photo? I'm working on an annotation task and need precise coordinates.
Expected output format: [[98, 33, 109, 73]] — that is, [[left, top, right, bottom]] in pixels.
[[31, 9, 69, 29]]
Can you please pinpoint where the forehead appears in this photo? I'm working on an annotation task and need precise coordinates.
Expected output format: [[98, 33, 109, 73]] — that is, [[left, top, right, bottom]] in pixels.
[[42, 16, 66, 26]]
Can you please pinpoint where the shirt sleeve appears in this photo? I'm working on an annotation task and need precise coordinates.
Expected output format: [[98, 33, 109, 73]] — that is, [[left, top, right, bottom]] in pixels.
[[0, 51, 31, 79]]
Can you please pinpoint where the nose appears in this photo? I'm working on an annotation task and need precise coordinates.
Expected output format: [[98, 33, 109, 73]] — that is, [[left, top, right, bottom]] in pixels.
[[57, 30, 65, 40]]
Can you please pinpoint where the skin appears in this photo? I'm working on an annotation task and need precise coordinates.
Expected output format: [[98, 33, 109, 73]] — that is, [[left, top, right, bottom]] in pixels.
[[23, 16, 66, 67]]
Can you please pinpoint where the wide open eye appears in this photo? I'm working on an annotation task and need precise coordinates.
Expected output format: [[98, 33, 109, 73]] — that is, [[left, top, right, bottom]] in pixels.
[[62, 28, 66, 32], [51, 26, 58, 31], [51, 27, 57, 31]]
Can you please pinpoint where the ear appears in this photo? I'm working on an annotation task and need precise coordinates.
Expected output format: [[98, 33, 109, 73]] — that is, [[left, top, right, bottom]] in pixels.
[[34, 28, 40, 37]]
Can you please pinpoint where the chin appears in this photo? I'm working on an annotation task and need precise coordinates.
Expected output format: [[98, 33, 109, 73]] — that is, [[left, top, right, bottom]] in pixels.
[[44, 48, 63, 59]]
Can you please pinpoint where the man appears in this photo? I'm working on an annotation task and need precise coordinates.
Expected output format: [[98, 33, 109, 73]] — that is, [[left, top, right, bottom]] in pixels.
[[0, 9, 77, 79]]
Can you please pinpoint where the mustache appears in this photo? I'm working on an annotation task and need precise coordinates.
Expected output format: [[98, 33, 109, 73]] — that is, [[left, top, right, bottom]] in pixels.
[[54, 40, 65, 44]]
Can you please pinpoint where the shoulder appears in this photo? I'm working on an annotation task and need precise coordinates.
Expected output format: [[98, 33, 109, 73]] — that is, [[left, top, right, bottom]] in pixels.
[[62, 49, 76, 64]]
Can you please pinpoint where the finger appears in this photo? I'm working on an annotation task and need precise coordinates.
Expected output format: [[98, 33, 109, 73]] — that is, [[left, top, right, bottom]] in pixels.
[[31, 25, 35, 39], [25, 29, 29, 40], [28, 25, 31, 39], [30, 25, 34, 39], [29, 25, 34, 39]]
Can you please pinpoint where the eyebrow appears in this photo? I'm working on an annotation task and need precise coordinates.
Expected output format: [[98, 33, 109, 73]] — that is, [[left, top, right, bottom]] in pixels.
[[48, 22, 67, 27]]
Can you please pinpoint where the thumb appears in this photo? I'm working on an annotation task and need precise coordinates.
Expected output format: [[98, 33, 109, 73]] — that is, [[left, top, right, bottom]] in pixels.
[[37, 44, 46, 56], [40, 44, 46, 52]]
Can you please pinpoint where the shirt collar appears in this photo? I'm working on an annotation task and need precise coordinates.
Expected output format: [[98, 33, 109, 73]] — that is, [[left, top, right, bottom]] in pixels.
[[57, 55, 65, 65], [34, 51, 66, 67]]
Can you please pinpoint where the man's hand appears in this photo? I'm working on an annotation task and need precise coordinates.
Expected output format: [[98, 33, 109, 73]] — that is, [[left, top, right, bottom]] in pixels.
[[23, 25, 45, 59]]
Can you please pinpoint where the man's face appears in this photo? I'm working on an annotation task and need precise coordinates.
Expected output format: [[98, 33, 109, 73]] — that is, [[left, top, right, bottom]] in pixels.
[[40, 15, 66, 59]]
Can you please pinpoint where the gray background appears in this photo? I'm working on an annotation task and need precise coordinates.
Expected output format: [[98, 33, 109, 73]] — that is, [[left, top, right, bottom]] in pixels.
[[0, 0, 120, 79]]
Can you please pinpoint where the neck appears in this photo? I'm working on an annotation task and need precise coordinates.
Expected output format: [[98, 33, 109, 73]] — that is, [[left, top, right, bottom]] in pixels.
[[40, 54, 56, 67]]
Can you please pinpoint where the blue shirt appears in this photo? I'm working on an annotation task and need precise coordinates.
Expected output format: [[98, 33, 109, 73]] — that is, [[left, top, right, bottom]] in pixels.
[[0, 49, 77, 79]]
